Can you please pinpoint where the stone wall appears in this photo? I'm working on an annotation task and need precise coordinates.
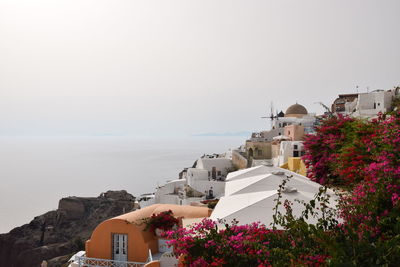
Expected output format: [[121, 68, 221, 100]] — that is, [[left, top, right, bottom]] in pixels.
[[245, 140, 272, 160], [232, 150, 247, 170]]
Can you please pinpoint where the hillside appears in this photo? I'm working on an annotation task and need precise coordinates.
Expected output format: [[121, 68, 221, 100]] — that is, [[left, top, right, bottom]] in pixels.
[[0, 190, 137, 267]]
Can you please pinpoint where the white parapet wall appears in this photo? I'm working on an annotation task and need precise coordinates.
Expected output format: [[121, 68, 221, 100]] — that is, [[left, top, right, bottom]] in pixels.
[[187, 179, 226, 198]]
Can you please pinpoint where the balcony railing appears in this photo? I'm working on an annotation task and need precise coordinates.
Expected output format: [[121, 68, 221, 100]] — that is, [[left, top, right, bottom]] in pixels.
[[76, 256, 147, 267]]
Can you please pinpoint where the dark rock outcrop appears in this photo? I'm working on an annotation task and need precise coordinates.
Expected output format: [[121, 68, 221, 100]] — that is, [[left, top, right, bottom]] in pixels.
[[0, 190, 136, 267]]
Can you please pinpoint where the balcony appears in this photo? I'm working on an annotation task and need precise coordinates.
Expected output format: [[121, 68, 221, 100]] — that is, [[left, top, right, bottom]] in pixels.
[[75, 256, 148, 267]]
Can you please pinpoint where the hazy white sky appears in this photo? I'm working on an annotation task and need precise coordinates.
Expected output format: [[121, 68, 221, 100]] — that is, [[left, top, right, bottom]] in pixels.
[[0, 0, 399, 137]]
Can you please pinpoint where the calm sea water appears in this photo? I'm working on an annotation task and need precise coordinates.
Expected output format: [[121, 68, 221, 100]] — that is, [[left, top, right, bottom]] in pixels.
[[0, 136, 243, 233]]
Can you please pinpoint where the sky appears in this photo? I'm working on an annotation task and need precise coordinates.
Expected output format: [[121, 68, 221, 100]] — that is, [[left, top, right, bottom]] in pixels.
[[0, 0, 399, 137]]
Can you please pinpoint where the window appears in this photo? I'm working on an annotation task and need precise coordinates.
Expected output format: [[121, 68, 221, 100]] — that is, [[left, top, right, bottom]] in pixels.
[[113, 234, 128, 261], [294, 145, 298, 149], [217, 171, 221, 176], [293, 151, 299, 157]]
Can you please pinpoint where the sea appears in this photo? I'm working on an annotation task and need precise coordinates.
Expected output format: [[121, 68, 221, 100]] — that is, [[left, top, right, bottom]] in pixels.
[[0, 136, 244, 233]]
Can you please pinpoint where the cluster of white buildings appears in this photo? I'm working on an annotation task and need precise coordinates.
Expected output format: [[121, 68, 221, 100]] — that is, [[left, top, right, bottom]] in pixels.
[[331, 87, 400, 118], [231, 103, 315, 172], [139, 86, 400, 227], [139, 153, 234, 207], [139, 102, 322, 228]]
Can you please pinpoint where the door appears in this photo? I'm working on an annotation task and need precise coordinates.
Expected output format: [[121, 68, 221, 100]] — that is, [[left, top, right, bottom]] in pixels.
[[113, 234, 128, 262], [212, 167, 216, 179]]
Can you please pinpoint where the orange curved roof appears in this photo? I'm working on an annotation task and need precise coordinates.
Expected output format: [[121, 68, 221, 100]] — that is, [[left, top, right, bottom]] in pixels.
[[112, 204, 210, 224]]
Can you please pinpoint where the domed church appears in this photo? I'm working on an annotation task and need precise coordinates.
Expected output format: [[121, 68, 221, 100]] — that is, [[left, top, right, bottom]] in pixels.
[[284, 103, 308, 118], [243, 102, 317, 168]]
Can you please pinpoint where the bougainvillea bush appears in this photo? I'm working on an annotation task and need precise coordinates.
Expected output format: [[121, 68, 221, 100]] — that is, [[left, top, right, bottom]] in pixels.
[[166, 110, 400, 266], [303, 112, 400, 252], [302, 114, 380, 186], [165, 218, 331, 267], [165, 188, 337, 267], [142, 210, 179, 233]]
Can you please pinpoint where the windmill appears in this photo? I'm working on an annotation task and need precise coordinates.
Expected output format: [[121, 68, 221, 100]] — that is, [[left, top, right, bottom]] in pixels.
[[261, 102, 280, 129]]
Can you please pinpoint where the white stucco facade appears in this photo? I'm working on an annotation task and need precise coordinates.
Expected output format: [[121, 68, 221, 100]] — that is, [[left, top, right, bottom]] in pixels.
[[195, 157, 233, 180], [154, 154, 234, 205], [354, 90, 395, 117], [334, 88, 400, 118], [185, 168, 209, 181], [273, 141, 304, 167], [154, 179, 185, 205]]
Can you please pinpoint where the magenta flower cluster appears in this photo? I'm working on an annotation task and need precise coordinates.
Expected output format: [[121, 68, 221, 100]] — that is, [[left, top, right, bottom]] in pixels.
[[165, 219, 330, 266]]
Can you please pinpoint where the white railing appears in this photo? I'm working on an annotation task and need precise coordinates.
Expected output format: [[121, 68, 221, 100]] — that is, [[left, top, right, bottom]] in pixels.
[[76, 256, 147, 267], [147, 249, 153, 262]]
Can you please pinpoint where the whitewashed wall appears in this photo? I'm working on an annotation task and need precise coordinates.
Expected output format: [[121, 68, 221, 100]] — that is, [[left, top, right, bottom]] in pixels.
[[187, 180, 226, 198]]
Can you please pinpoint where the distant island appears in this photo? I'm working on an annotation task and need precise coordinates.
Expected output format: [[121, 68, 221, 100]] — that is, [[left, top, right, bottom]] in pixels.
[[192, 131, 252, 137]]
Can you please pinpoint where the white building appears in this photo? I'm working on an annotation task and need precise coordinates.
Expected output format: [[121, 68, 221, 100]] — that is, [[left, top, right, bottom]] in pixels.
[[210, 165, 339, 228], [332, 88, 400, 118], [137, 193, 155, 208], [272, 140, 305, 167], [153, 179, 188, 205], [195, 156, 233, 180], [267, 104, 317, 138], [268, 115, 316, 137], [249, 104, 317, 143], [152, 154, 234, 206], [354, 89, 396, 117]]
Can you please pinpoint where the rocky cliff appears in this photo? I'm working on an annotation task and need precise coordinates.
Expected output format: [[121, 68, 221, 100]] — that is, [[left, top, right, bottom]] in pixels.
[[0, 190, 137, 267]]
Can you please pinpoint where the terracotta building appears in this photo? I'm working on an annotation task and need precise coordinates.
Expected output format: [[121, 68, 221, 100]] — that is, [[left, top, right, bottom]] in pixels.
[[80, 204, 210, 266]]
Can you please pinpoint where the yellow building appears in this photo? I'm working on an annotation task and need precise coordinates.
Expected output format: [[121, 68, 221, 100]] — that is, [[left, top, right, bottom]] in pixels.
[[280, 157, 307, 176]]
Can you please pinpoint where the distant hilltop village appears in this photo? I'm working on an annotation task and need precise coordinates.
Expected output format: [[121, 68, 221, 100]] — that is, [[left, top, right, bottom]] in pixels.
[[138, 102, 316, 209], [139, 86, 400, 209]]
